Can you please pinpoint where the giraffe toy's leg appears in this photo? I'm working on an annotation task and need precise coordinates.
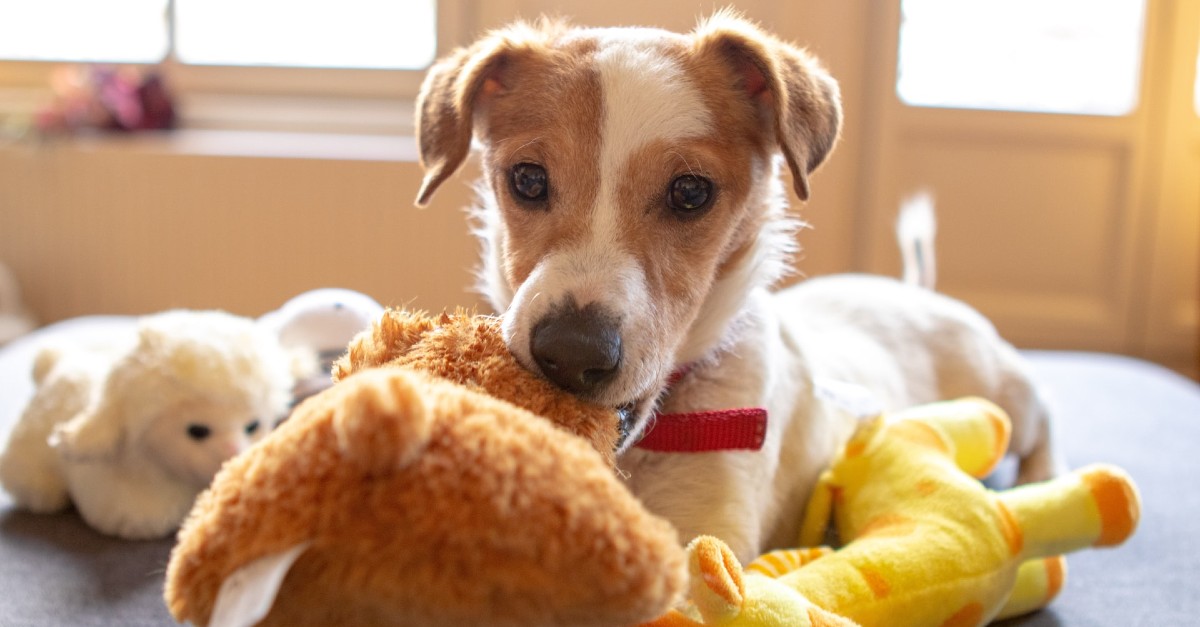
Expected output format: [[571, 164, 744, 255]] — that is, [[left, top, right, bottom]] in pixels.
[[994, 556, 1067, 620], [889, 397, 1011, 479], [998, 463, 1141, 561]]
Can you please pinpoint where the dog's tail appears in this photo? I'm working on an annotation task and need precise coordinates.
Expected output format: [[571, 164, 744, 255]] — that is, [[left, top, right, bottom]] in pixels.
[[897, 191, 937, 290]]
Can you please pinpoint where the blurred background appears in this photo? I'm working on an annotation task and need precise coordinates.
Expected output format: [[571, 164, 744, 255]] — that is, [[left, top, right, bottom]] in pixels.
[[0, 0, 1196, 378]]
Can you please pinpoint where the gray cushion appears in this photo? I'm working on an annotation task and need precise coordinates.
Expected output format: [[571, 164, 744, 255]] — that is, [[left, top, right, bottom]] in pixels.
[[998, 351, 1200, 626], [0, 319, 1195, 625], [0, 317, 175, 626]]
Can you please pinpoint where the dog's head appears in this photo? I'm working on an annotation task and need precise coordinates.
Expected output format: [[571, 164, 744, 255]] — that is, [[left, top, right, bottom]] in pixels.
[[415, 10, 840, 447]]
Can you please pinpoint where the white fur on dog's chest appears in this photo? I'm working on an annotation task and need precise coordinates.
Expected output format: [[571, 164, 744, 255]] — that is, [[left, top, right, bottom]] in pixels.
[[618, 291, 851, 561]]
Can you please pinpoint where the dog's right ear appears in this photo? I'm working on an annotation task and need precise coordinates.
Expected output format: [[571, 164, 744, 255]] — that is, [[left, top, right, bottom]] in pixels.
[[414, 21, 561, 207], [414, 40, 507, 207]]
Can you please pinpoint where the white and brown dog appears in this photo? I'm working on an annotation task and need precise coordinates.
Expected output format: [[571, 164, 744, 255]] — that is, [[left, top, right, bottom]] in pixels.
[[414, 11, 1059, 561]]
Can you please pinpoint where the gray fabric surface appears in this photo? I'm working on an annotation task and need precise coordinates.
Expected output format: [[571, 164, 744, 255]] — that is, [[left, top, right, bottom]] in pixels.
[[996, 351, 1200, 627], [0, 317, 175, 626], [0, 320, 1196, 625]]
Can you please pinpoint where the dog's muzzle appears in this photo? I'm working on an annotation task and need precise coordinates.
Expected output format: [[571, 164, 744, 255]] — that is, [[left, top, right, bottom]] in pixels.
[[530, 302, 622, 398]]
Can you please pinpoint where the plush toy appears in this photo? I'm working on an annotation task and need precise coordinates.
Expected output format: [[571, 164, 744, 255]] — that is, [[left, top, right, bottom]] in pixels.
[[257, 287, 386, 404], [164, 310, 686, 627], [647, 397, 1140, 627], [0, 310, 295, 539]]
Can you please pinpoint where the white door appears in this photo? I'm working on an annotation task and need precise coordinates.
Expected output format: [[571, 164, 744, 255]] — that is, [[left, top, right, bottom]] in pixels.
[[852, 0, 1200, 375]]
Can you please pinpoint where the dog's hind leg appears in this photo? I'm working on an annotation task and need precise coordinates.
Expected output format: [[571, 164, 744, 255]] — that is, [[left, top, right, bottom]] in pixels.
[[992, 345, 1067, 484]]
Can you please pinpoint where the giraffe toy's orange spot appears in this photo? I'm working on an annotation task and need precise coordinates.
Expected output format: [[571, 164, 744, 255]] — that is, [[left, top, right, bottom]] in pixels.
[[915, 477, 940, 496], [857, 566, 891, 600], [857, 513, 918, 538], [1043, 555, 1067, 604], [940, 601, 984, 627], [995, 499, 1024, 556]]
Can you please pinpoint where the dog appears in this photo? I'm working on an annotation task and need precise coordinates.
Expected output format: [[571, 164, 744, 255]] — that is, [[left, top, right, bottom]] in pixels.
[[412, 10, 1059, 561]]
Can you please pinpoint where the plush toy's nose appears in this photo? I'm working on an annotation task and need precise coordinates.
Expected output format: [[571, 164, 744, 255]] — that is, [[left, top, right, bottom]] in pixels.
[[531, 303, 622, 397]]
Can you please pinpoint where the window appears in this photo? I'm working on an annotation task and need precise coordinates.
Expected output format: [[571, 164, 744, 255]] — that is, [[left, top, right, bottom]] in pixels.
[[176, 0, 435, 70], [896, 0, 1147, 116], [0, 0, 455, 133], [0, 0, 436, 70], [1195, 47, 1200, 115], [0, 1, 168, 63]]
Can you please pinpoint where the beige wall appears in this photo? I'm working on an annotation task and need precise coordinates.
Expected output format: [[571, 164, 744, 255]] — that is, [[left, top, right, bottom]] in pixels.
[[0, 138, 487, 319], [1, 0, 1196, 377]]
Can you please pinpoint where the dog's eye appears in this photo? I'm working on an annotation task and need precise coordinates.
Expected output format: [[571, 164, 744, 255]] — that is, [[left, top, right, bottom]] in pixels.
[[245, 419, 261, 435], [186, 424, 212, 441], [667, 175, 713, 215], [510, 163, 549, 202]]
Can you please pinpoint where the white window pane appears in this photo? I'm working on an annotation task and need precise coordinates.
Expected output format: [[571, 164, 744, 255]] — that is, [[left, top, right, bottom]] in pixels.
[[0, 0, 168, 63], [1195, 48, 1200, 116], [897, 0, 1146, 116], [175, 0, 436, 69]]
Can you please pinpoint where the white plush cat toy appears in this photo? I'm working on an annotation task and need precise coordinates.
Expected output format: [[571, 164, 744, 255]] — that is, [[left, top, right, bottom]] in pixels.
[[0, 310, 295, 539], [258, 288, 385, 404]]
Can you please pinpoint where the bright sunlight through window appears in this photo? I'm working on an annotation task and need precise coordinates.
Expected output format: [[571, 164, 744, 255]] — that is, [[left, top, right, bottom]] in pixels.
[[897, 0, 1146, 116], [175, 0, 436, 69], [0, 0, 169, 63], [0, 0, 436, 70]]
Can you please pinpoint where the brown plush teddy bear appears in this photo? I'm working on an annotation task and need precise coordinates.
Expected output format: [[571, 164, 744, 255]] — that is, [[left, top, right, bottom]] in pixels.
[[164, 310, 686, 627]]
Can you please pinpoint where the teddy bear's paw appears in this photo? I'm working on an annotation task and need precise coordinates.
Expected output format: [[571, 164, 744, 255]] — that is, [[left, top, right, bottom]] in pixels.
[[330, 368, 433, 475]]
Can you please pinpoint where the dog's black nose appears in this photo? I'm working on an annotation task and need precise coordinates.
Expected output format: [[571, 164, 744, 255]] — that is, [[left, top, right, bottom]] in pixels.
[[531, 304, 622, 396]]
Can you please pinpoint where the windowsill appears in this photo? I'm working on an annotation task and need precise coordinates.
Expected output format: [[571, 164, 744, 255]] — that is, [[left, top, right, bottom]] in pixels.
[[0, 85, 420, 163]]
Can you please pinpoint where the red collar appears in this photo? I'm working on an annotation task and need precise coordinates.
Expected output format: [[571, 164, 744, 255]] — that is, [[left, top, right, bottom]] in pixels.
[[633, 366, 768, 453]]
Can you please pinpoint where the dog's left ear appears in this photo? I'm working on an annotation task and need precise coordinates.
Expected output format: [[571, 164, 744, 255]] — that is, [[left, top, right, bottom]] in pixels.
[[692, 12, 842, 201]]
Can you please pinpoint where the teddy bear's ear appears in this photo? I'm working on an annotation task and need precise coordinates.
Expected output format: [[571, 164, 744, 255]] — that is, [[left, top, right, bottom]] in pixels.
[[331, 369, 433, 474], [51, 405, 124, 462], [208, 542, 310, 627], [332, 309, 439, 380]]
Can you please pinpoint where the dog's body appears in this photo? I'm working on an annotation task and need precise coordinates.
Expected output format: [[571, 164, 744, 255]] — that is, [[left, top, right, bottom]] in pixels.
[[415, 12, 1058, 561]]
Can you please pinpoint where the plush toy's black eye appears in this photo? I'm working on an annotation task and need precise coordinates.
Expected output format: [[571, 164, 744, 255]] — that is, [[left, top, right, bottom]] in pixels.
[[667, 175, 713, 216], [186, 424, 212, 441], [245, 419, 261, 435], [510, 163, 549, 202]]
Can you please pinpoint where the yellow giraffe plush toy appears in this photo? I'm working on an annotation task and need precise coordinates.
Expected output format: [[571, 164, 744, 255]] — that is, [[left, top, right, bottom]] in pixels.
[[645, 397, 1141, 627]]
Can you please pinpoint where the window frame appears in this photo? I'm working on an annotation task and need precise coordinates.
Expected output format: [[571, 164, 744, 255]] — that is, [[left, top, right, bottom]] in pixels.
[[0, 0, 472, 134]]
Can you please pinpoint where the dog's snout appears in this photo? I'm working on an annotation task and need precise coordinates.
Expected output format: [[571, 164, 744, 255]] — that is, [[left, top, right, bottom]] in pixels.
[[531, 304, 622, 396]]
